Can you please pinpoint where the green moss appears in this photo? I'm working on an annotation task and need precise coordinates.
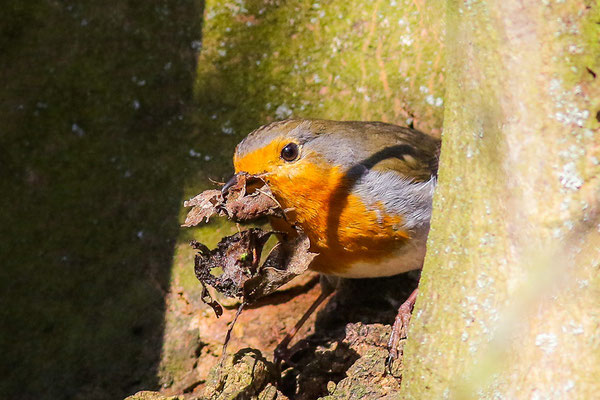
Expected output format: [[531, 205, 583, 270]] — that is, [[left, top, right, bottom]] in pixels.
[[162, 0, 446, 392], [401, 1, 600, 398], [125, 391, 183, 400], [0, 0, 446, 397]]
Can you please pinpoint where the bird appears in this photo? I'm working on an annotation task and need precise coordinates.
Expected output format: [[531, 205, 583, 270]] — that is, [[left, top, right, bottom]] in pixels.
[[224, 119, 440, 365]]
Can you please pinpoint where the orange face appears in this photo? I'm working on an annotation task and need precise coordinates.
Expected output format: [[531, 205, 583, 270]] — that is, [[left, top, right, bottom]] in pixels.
[[233, 135, 409, 274]]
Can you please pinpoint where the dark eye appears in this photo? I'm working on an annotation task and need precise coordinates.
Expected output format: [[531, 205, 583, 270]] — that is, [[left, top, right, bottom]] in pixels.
[[280, 143, 299, 161]]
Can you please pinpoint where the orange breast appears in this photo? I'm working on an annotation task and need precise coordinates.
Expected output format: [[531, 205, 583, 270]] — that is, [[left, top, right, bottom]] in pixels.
[[266, 159, 409, 275]]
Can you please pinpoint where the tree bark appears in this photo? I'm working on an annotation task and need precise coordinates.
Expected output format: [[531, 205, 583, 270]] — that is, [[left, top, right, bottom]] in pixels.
[[160, 0, 446, 396], [401, 0, 600, 398]]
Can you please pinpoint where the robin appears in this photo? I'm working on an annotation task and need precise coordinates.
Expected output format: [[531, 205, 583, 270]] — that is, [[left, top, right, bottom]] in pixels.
[[224, 119, 440, 365]]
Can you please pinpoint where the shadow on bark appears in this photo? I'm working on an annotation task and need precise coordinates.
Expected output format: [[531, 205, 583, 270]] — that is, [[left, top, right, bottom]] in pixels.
[[0, 1, 204, 399], [278, 272, 419, 399]]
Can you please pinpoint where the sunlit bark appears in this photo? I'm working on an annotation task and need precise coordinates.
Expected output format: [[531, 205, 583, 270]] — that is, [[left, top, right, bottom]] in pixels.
[[401, 0, 600, 398]]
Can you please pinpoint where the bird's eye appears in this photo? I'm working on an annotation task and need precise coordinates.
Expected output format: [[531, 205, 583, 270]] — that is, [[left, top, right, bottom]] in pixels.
[[280, 143, 299, 162]]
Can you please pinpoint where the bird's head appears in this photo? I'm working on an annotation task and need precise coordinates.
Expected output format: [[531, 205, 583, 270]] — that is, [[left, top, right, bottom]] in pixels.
[[227, 119, 369, 244], [233, 119, 323, 186]]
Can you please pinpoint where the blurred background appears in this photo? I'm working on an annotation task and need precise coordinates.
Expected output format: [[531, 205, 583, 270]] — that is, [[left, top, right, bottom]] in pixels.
[[0, 0, 443, 398]]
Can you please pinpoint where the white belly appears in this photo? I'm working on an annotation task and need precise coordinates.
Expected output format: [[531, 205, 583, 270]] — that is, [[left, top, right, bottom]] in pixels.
[[331, 233, 428, 278]]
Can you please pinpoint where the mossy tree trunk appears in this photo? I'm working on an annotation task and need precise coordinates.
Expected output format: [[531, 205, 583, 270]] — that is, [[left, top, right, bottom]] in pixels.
[[161, 0, 446, 393], [401, 0, 600, 398]]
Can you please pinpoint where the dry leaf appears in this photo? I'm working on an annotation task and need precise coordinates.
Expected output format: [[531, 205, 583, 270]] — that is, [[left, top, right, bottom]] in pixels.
[[184, 174, 316, 324], [182, 173, 284, 227], [192, 228, 317, 306], [243, 234, 317, 302], [192, 228, 274, 299]]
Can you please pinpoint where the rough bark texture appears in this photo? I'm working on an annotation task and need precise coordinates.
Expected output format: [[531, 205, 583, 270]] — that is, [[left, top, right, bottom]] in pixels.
[[155, 0, 445, 398], [401, 0, 600, 398]]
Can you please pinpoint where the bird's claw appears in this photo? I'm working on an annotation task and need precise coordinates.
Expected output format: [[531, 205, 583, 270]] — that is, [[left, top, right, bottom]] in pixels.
[[385, 288, 418, 374]]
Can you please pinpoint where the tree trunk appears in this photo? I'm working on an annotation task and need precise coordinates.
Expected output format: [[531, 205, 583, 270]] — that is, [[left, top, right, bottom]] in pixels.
[[401, 0, 600, 398], [159, 0, 446, 397]]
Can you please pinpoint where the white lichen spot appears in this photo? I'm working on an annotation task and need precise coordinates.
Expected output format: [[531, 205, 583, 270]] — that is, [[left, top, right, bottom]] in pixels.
[[480, 233, 494, 246], [331, 37, 342, 53], [563, 380, 575, 392], [466, 146, 473, 159], [552, 227, 563, 238], [476, 273, 493, 289], [189, 149, 202, 158], [577, 279, 589, 288], [425, 94, 435, 105], [71, 123, 85, 137], [205, 9, 217, 20], [399, 35, 413, 46], [461, 331, 469, 342], [562, 321, 584, 335], [468, 341, 478, 354], [132, 100, 140, 110], [549, 78, 590, 127], [435, 97, 443, 107], [275, 104, 293, 119], [191, 40, 202, 51], [559, 162, 583, 190], [221, 121, 234, 135], [563, 219, 574, 231], [535, 333, 558, 354], [419, 85, 429, 94], [568, 44, 583, 54]]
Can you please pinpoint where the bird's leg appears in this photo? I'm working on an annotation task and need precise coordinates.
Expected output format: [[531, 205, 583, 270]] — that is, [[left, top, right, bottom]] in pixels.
[[274, 276, 336, 366], [386, 288, 418, 369]]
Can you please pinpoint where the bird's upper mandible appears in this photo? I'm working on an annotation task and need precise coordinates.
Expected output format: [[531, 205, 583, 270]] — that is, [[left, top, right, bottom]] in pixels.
[[232, 119, 440, 277]]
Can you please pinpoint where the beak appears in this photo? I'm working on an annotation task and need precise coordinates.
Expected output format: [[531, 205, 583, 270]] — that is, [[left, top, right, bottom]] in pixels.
[[221, 174, 239, 196]]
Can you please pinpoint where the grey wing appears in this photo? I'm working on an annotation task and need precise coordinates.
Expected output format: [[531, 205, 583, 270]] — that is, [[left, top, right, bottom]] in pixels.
[[312, 120, 440, 231], [308, 120, 440, 182]]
